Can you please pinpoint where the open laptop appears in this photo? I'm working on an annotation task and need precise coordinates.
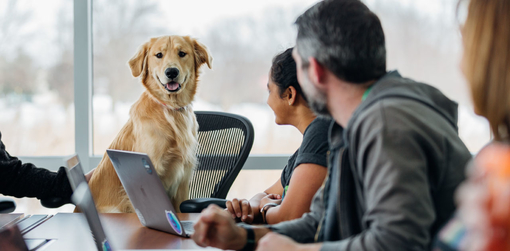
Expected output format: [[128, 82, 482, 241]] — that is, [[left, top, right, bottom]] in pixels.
[[64, 155, 113, 251], [106, 149, 195, 238]]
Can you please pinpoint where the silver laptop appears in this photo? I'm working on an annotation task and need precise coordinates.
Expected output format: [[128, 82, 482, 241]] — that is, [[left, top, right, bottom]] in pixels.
[[106, 149, 195, 238], [64, 155, 113, 251]]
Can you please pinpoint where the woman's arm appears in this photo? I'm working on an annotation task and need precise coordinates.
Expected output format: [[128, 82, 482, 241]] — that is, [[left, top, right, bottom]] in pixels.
[[226, 178, 284, 223], [263, 163, 327, 224], [250, 178, 284, 219]]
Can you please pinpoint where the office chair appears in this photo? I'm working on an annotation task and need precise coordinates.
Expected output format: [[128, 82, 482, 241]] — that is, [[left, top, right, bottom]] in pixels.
[[180, 111, 254, 213], [0, 197, 16, 213], [41, 111, 254, 212]]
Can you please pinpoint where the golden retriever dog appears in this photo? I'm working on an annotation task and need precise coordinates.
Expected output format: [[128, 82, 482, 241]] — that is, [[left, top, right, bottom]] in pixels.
[[87, 35, 212, 213]]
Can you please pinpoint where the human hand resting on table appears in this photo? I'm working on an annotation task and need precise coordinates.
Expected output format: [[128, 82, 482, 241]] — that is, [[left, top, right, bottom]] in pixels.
[[226, 198, 256, 223], [257, 232, 301, 251], [85, 168, 96, 183], [192, 204, 247, 250], [259, 194, 282, 208]]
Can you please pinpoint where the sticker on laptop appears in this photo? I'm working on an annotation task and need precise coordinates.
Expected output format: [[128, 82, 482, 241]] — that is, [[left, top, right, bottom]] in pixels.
[[102, 239, 112, 251], [166, 210, 183, 235]]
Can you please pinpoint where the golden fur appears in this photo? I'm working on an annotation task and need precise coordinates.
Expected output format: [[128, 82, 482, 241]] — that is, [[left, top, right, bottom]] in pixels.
[[87, 36, 212, 213]]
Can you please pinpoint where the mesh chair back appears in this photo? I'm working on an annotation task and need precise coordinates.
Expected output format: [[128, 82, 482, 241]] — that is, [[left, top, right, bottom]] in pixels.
[[189, 111, 254, 199]]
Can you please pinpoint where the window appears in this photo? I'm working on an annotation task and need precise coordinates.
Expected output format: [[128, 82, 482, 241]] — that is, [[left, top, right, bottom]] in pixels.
[[1, 0, 490, 168], [0, 0, 74, 156], [90, 0, 489, 158], [364, 0, 491, 151], [0, 0, 492, 213], [91, 0, 319, 156]]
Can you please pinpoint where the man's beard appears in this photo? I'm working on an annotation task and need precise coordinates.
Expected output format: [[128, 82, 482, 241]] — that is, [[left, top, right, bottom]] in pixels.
[[301, 72, 331, 118]]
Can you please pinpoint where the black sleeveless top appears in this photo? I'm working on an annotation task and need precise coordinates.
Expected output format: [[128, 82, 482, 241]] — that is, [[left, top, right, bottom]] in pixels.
[[280, 117, 331, 199]]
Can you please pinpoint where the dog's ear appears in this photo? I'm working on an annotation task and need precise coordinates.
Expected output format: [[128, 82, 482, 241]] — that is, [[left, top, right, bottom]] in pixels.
[[193, 39, 213, 69], [128, 39, 152, 78]]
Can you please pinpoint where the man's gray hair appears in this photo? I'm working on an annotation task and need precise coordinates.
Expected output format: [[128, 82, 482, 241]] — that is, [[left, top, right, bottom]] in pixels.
[[295, 0, 386, 83]]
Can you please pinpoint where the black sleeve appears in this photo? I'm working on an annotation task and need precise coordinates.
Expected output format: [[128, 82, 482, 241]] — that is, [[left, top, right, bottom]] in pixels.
[[0, 132, 73, 200], [295, 118, 330, 168]]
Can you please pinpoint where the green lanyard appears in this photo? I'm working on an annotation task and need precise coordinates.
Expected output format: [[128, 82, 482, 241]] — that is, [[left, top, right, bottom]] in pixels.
[[362, 85, 373, 101]]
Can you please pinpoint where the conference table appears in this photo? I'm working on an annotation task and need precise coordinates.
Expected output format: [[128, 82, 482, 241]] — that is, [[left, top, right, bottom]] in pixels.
[[1, 213, 220, 250]]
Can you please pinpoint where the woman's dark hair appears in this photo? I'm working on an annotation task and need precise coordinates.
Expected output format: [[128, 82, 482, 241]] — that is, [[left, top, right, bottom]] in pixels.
[[270, 48, 308, 102]]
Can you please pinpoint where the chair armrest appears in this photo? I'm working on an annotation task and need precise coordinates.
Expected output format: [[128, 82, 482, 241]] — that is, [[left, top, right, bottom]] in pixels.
[[40, 197, 72, 209], [180, 198, 227, 213], [0, 198, 16, 213]]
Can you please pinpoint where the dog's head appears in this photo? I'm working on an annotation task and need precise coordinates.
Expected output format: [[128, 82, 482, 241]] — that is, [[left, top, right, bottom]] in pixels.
[[128, 36, 212, 107]]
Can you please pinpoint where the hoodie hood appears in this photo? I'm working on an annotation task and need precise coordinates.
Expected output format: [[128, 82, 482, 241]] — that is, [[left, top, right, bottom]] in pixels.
[[349, 70, 459, 131]]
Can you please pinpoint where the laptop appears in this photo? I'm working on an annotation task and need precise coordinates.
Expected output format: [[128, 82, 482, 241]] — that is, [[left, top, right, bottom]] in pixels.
[[64, 155, 113, 251], [106, 149, 195, 238]]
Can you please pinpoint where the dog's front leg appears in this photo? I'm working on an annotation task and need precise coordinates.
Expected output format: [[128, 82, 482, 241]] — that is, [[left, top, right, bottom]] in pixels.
[[172, 173, 192, 213]]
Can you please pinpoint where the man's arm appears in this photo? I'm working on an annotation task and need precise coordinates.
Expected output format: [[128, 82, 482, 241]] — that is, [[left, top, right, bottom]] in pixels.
[[192, 204, 272, 249], [193, 186, 326, 250], [0, 135, 72, 199]]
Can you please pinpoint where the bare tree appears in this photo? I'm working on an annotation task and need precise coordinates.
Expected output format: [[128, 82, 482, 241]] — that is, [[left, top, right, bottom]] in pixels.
[[0, 49, 37, 96], [0, 0, 32, 57], [198, 5, 303, 110], [47, 2, 74, 106], [45, 0, 166, 108], [93, 0, 167, 110], [0, 0, 37, 97]]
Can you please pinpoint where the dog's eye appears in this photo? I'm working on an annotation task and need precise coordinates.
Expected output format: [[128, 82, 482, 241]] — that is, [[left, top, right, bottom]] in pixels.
[[156, 53, 163, 58], [178, 51, 187, 58]]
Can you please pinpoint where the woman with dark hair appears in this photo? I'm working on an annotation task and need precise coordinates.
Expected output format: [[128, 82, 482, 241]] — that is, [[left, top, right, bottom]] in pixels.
[[226, 48, 330, 224]]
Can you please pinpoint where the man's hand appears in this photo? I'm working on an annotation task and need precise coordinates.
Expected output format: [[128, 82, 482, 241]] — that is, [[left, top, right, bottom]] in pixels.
[[256, 232, 321, 251], [256, 232, 300, 251], [226, 198, 255, 223], [192, 204, 247, 250]]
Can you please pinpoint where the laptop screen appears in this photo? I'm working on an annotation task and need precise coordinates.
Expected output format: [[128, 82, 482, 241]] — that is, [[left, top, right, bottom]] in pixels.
[[64, 155, 113, 251], [65, 155, 86, 191]]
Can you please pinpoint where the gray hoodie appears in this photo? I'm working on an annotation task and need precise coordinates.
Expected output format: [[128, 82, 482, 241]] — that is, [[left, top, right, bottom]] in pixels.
[[269, 71, 472, 251]]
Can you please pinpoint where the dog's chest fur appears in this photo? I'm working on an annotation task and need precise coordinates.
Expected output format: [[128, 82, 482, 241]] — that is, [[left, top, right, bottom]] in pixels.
[[131, 95, 198, 199]]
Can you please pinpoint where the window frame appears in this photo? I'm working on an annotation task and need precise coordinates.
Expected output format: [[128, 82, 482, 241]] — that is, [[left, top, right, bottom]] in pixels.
[[18, 0, 286, 172]]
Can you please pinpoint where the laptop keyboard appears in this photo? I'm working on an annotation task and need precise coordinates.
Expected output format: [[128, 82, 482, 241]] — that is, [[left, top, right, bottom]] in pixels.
[[182, 221, 195, 235]]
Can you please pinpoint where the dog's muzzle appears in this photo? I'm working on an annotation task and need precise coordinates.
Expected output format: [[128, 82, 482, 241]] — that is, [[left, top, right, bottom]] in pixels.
[[164, 68, 181, 92]]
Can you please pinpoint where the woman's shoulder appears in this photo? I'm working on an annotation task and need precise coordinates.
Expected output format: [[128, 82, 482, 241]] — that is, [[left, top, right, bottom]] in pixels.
[[303, 117, 333, 140], [298, 117, 332, 156]]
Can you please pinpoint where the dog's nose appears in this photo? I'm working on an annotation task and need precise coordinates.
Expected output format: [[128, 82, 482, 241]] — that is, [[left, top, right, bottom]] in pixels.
[[165, 68, 179, 79]]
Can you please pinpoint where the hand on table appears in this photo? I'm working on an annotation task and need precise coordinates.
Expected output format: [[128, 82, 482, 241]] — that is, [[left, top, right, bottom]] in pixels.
[[226, 198, 255, 223], [192, 204, 247, 250], [256, 232, 311, 251]]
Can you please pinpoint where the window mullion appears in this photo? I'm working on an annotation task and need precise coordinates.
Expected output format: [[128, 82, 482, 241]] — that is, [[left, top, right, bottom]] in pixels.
[[73, 0, 94, 172]]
